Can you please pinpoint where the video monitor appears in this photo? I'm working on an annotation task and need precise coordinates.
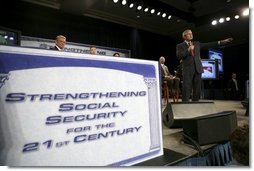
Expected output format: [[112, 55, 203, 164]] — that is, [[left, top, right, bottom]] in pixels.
[[201, 59, 219, 80], [208, 49, 223, 74], [0, 26, 21, 46]]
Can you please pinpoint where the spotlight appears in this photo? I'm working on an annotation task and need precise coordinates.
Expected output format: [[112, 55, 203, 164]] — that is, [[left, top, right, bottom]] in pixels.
[[219, 18, 224, 23], [137, 5, 142, 10], [242, 8, 249, 16], [129, 3, 134, 8], [121, 0, 126, 5], [162, 13, 166, 18], [211, 20, 217, 25], [226, 17, 230, 21], [234, 15, 240, 19], [150, 9, 155, 14], [144, 7, 149, 12], [113, 0, 118, 3]]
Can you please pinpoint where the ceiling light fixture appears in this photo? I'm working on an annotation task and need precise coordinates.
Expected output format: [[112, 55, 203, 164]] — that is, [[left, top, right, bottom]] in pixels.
[[157, 11, 161, 16], [121, 0, 127, 5], [137, 5, 142, 10], [129, 3, 134, 8], [150, 9, 155, 14], [144, 7, 149, 12], [162, 13, 166, 18], [234, 15, 240, 19], [168, 15, 172, 19], [242, 8, 249, 16], [226, 17, 230, 21], [113, 0, 119, 3], [211, 20, 217, 25], [219, 18, 224, 23]]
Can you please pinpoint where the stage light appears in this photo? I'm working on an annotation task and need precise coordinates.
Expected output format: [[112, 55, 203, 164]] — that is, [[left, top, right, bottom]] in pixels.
[[144, 7, 149, 12], [162, 13, 166, 18], [226, 17, 230, 21], [242, 8, 249, 16], [211, 20, 217, 25], [219, 18, 224, 23], [168, 15, 172, 19], [113, 0, 119, 3], [150, 9, 155, 14], [137, 5, 142, 10], [234, 15, 239, 19], [129, 3, 134, 8], [121, 0, 127, 5]]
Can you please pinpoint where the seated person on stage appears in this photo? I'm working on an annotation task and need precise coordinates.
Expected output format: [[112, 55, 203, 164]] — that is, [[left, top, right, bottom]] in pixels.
[[113, 52, 120, 57], [159, 56, 180, 98], [90, 46, 97, 55], [50, 35, 66, 51]]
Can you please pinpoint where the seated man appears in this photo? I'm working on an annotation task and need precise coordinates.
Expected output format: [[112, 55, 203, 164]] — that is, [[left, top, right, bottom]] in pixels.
[[159, 56, 180, 100], [90, 46, 97, 55], [50, 35, 66, 51]]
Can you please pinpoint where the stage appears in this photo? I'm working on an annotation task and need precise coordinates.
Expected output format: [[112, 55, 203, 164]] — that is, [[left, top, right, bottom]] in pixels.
[[136, 100, 249, 166]]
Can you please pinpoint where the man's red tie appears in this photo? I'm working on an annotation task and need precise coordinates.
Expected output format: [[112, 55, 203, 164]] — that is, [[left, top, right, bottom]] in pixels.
[[189, 42, 194, 57]]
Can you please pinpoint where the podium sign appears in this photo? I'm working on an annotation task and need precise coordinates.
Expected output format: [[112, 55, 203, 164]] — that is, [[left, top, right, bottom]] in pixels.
[[0, 46, 163, 166]]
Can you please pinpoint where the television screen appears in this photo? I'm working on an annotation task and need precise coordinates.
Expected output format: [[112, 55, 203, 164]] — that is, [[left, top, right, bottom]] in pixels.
[[0, 27, 21, 46], [201, 59, 219, 80], [208, 49, 223, 73]]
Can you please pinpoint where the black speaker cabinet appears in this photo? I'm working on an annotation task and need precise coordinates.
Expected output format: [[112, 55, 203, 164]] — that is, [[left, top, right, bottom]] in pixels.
[[182, 111, 237, 146], [163, 101, 217, 128]]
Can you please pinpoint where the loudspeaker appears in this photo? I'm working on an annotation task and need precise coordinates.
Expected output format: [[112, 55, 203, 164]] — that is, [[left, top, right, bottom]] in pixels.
[[163, 101, 217, 128], [182, 111, 237, 145]]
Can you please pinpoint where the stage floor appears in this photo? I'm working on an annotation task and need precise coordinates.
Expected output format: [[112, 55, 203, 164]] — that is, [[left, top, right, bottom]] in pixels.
[[161, 99, 249, 164]]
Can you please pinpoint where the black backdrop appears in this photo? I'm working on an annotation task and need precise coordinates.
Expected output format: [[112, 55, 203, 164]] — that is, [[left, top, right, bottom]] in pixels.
[[1, 0, 249, 98]]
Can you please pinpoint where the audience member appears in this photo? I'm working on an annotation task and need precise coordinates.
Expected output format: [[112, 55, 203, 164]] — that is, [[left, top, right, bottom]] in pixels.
[[90, 46, 97, 55], [228, 73, 240, 100], [50, 35, 66, 51], [229, 124, 249, 166]]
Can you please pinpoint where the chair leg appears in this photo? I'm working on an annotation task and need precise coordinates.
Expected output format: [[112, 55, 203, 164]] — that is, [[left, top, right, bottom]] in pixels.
[[176, 88, 179, 102], [165, 86, 169, 104], [163, 82, 169, 104], [169, 88, 175, 102]]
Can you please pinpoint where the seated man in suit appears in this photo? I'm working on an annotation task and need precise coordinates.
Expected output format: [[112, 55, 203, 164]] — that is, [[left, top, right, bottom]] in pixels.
[[50, 35, 66, 51], [159, 56, 180, 100], [90, 46, 97, 55]]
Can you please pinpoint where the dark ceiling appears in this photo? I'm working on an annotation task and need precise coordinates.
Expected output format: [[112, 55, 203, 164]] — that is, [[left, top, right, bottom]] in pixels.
[[22, 0, 249, 45]]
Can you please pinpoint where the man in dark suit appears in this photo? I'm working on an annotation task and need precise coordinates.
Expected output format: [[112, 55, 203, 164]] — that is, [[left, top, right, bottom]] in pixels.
[[176, 29, 233, 102], [50, 35, 66, 51], [228, 72, 240, 100]]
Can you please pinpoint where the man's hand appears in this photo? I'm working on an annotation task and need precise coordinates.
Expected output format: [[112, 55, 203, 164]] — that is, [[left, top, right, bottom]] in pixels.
[[165, 75, 174, 80], [221, 38, 233, 44]]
